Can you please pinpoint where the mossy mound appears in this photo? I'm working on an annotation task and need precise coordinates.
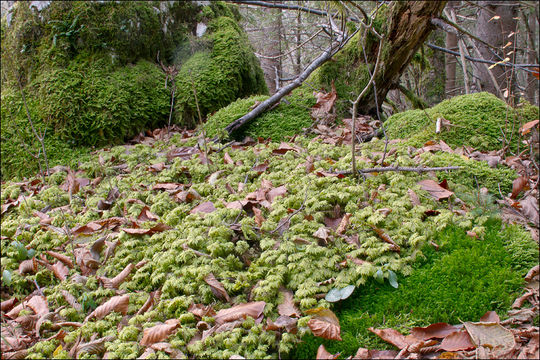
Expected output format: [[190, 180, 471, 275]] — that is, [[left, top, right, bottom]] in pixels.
[[173, 16, 268, 125], [204, 87, 316, 141], [385, 92, 539, 151], [295, 219, 538, 358], [1, 1, 266, 180]]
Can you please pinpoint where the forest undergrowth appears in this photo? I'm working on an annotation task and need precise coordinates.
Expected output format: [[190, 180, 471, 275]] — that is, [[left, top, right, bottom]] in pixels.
[[1, 123, 539, 359]]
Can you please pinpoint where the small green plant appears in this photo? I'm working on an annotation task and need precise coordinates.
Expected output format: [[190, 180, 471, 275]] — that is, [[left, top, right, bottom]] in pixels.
[[2, 269, 12, 287], [325, 285, 355, 303], [11, 240, 36, 261], [374, 266, 399, 288]]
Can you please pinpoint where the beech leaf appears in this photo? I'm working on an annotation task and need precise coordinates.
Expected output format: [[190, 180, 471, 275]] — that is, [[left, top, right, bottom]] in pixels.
[[278, 289, 301, 318], [411, 322, 459, 340], [439, 330, 475, 351], [306, 308, 342, 341], [140, 319, 180, 346], [418, 179, 453, 200], [190, 201, 216, 214], [214, 301, 266, 325], [368, 327, 413, 349], [86, 294, 129, 321], [316, 344, 339, 359], [204, 273, 230, 302]]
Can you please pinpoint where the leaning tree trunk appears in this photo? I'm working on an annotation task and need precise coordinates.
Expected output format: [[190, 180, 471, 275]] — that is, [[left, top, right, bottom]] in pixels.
[[357, 1, 447, 116]]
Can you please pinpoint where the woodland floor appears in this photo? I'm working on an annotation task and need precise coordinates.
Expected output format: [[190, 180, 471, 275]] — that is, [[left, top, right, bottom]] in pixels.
[[1, 123, 539, 359]]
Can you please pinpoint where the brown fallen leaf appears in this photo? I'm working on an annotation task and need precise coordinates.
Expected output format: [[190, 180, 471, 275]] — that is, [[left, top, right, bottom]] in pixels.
[[100, 263, 135, 289], [272, 142, 301, 155], [136, 290, 161, 316], [86, 294, 129, 321], [266, 315, 298, 333], [214, 301, 266, 325], [18, 258, 38, 275], [252, 161, 270, 174], [277, 289, 301, 318], [463, 321, 515, 353], [61, 290, 82, 312], [190, 201, 216, 214], [76, 335, 114, 357], [50, 261, 69, 281], [267, 185, 287, 203], [122, 223, 171, 236], [140, 319, 181, 346], [188, 303, 216, 319], [316, 344, 339, 359], [411, 323, 459, 340], [166, 146, 198, 161], [511, 176, 529, 199], [519, 119, 539, 135], [520, 195, 539, 226], [202, 320, 243, 340], [336, 213, 352, 235], [137, 206, 159, 222], [368, 327, 415, 349], [223, 152, 234, 165], [525, 265, 540, 282], [307, 308, 342, 341], [418, 179, 453, 200], [313, 227, 330, 245], [152, 183, 185, 192], [1, 298, 17, 313], [45, 251, 74, 268], [252, 207, 265, 227], [204, 273, 230, 302], [368, 224, 400, 252]]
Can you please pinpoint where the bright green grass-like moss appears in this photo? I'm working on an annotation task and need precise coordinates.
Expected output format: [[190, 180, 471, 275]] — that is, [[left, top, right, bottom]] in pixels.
[[294, 219, 538, 358], [385, 92, 539, 152], [204, 87, 316, 141]]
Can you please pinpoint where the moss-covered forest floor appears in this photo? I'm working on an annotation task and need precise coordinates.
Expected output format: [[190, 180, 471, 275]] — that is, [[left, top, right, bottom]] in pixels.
[[1, 122, 539, 359]]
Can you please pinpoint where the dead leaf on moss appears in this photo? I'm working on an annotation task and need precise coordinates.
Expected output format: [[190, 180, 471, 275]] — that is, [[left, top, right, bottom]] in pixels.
[[336, 213, 351, 234], [122, 223, 171, 235], [204, 273, 230, 302], [1, 298, 17, 313], [520, 120, 539, 135], [61, 290, 82, 312], [50, 261, 69, 281], [316, 344, 339, 359], [463, 321, 515, 352], [223, 152, 234, 165], [479, 311, 500, 322], [368, 224, 400, 252], [368, 327, 414, 349], [511, 176, 529, 199], [137, 206, 159, 222], [45, 251, 73, 268], [307, 308, 342, 341], [277, 289, 301, 318], [520, 195, 539, 226], [411, 323, 460, 340], [252, 161, 269, 174], [214, 301, 265, 325], [190, 201, 216, 214], [252, 207, 265, 227], [152, 183, 185, 192], [188, 304, 216, 319], [140, 319, 180, 346], [313, 227, 330, 245], [26, 295, 49, 316], [272, 142, 301, 155], [266, 315, 297, 333], [166, 146, 197, 161], [267, 185, 287, 203], [85, 294, 129, 321], [418, 179, 453, 200]]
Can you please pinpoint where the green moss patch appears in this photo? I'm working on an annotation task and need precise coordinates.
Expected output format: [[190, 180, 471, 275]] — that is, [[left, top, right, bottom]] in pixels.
[[385, 92, 539, 151], [173, 16, 267, 125], [294, 219, 538, 358], [204, 87, 316, 141], [1, 132, 536, 358]]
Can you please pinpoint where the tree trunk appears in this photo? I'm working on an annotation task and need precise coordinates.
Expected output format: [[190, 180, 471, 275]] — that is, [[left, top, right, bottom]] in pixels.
[[524, 9, 538, 105], [356, 1, 447, 116], [473, 1, 518, 102], [445, 1, 459, 97]]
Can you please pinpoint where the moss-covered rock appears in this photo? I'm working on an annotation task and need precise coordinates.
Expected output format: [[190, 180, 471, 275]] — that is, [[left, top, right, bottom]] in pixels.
[[385, 92, 539, 151], [173, 16, 267, 126], [204, 87, 316, 141]]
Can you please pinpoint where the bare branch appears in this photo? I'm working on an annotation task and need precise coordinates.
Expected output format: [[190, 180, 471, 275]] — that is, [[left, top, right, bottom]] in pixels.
[[336, 166, 462, 176]]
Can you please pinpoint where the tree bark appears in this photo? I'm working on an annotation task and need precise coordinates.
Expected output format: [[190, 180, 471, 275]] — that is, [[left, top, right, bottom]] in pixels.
[[473, 1, 518, 101], [444, 1, 459, 97], [259, 7, 282, 94], [356, 1, 447, 116]]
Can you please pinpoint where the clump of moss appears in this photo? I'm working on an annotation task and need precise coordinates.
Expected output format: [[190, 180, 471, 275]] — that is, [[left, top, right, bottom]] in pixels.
[[204, 87, 315, 141], [295, 219, 538, 358], [173, 16, 268, 125], [385, 92, 540, 152]]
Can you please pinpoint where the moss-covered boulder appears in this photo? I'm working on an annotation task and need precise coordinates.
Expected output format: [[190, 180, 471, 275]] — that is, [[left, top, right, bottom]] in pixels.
[[174, 16, 267, 125], [1, 1, 267, 180], [385, 92, 539, 151], [204, 87, 316, 141]]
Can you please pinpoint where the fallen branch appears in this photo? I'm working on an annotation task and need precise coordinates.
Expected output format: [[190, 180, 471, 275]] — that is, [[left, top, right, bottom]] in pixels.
[[224, 29, 355, 135], [335, 166, 461, 175]]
